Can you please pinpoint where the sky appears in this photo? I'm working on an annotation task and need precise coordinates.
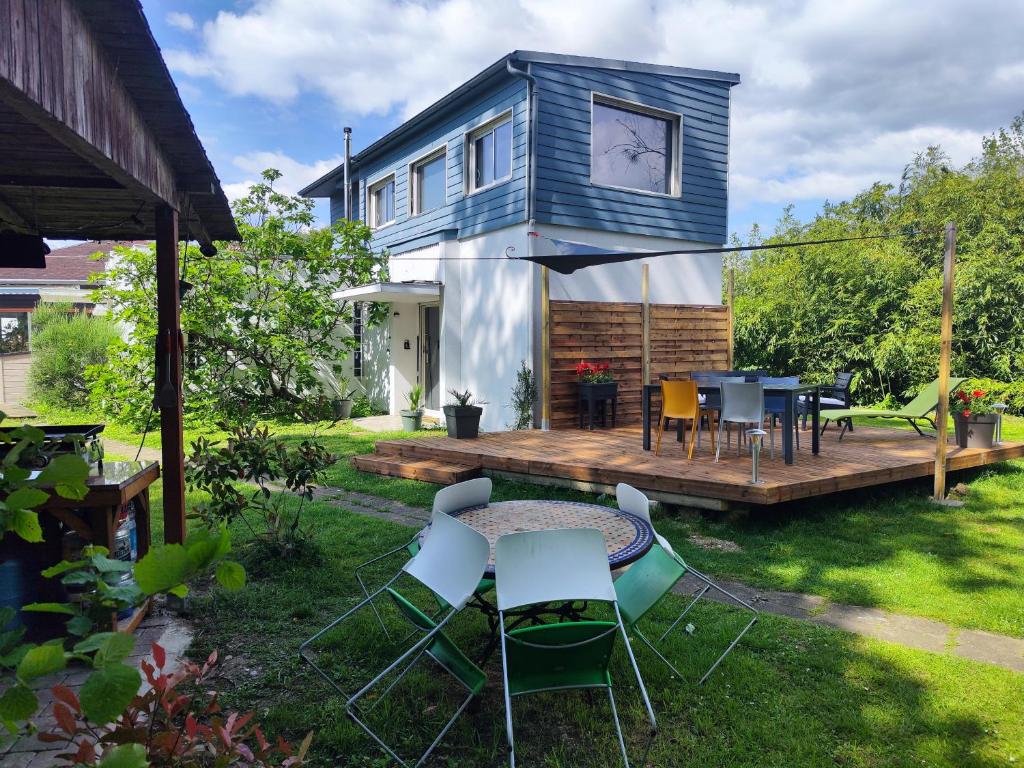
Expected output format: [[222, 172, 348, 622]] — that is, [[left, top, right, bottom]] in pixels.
[[139, 0, 1024, 241]]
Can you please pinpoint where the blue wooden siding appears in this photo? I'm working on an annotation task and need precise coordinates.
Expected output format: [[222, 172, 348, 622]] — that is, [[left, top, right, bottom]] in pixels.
[[331, 79, 529, 252], [531, 63, 731, 243]]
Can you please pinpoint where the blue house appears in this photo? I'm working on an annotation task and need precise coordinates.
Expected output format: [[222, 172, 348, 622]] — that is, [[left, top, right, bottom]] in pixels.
[[302, 51, 740, 430]]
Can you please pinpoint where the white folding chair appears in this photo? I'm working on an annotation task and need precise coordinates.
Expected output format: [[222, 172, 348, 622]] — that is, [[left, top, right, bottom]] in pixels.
[[353, 478, 492, 637], [495, 528, 657, 767], [300, 512, 490, 766], [615, 483, 758, 684]]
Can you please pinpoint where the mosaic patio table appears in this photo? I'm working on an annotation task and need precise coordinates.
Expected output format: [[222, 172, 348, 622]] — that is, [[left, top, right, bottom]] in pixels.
[[424, 499, 655, 579]]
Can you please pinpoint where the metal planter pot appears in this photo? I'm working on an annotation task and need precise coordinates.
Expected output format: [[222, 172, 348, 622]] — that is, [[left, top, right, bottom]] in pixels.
[[443, 405, 483, 439], [954, 414, 997, 449], [400, 409, 423, 432], [332, 398, 353, 420]]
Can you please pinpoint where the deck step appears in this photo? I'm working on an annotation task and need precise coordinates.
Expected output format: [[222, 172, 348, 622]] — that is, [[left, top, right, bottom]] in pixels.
[[351, 454, 481, 484]]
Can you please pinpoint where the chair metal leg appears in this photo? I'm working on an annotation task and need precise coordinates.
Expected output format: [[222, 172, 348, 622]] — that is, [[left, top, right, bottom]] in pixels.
[[614, 605, 658, 759], [353, 538, 416, 640], [499, 610, 517, 768], [606, 685, 630, 767], [633, 627, 684, 680], [715, 417, 725, 462]]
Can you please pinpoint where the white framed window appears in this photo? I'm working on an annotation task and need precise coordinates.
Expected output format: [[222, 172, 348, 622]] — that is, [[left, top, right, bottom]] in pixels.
[[368, 174, 396, 228], [590, 94, 681, 197], [467, 111, 513, 193], [410, 148, 447, 216]]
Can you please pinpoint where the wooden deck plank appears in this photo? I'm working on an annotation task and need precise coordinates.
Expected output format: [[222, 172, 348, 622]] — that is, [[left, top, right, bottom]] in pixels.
[[361, 426, 1024, 506]]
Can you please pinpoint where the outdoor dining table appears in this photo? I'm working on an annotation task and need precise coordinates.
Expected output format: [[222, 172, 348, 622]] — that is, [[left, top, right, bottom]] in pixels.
[[418, 498, 655, 657], [642, 382, 822, 465]]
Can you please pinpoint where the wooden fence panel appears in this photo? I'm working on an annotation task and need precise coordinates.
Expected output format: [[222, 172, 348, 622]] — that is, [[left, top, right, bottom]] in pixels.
[[549, 301, 729, 429]]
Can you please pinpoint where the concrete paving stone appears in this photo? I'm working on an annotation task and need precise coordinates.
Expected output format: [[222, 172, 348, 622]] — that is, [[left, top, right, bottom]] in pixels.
[[955, 629, 1024, 673]]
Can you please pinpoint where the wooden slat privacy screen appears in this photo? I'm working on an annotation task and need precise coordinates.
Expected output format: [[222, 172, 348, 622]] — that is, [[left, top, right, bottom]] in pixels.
[[549, 300, 729, 429]]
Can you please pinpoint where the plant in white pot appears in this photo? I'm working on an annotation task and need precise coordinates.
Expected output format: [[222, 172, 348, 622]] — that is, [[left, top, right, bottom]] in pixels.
[[443, 388, 485, 439], [401, 384, 425, 431]]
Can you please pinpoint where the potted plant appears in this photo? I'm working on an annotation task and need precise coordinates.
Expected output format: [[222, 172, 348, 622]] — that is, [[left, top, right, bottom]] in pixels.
[[443, 388, 485, 439], [950, 386, 998, 448], [401, 384, 424, 431], [332, 376, 357, 420], [576, 360, 618, 429]]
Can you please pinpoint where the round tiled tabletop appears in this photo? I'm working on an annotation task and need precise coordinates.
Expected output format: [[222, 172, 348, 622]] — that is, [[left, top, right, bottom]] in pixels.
[[446, 499, 654, 579]]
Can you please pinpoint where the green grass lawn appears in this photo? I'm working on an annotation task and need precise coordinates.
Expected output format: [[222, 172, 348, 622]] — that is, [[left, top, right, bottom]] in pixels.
[[25, 405, 1024, 637], [181, 495, 1023, 768]]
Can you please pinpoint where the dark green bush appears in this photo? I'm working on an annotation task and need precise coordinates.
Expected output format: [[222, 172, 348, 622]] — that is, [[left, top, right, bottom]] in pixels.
[[29, 309, 120, 408]]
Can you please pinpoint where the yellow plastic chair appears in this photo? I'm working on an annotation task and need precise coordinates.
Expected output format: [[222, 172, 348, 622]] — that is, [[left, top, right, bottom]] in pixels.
[[656, 380, 710, 459]]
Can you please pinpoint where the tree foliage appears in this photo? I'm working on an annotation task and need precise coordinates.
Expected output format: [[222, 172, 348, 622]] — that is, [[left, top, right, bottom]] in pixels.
[[88, 170, 386, 427], [732, 114, 1024, 407], [28, 306, 120, 409]]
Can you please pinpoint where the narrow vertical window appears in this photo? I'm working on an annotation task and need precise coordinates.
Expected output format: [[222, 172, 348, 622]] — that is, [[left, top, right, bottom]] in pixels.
[[411, 150, 446, 215], [352, 301, 363, 378], [369, 175, 395, 228]]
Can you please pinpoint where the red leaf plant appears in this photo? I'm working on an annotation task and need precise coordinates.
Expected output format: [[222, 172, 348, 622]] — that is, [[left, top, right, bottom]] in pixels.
[[575, 360, 614, 384], [38, 642, 313, 767]]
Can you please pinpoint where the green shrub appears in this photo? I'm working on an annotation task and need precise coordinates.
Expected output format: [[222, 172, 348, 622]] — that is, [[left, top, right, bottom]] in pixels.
[[29, 310, 120, 408]]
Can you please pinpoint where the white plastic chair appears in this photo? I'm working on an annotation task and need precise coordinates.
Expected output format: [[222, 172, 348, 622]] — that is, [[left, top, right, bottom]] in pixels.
[[495, 528, 657, 767], [300, 512, 490, 766], [614, 483, 758, 684], [715, 382, 765, 462], [353, 478, 493, 637]]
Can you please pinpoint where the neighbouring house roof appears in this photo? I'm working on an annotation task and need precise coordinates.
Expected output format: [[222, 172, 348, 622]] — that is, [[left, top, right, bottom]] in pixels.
[[332, 281, 442, 304], [300, 50, 741, 198], [0, 241, 133, 284]]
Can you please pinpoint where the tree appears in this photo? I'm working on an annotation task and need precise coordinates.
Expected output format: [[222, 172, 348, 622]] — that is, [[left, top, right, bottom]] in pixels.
[[732, 113, 1024, 406], [89, 169, 386, 426], [29, 306, 120, 409]]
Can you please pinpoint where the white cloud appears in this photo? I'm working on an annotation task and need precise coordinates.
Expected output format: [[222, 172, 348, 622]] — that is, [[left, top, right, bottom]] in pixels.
[[168, 0, 1024, 218], [166, 11, 196, 32], [222, 151, 343, 201]]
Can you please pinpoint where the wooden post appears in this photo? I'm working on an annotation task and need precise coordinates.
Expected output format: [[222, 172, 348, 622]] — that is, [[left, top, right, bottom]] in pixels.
[[540, 265, 551, 430], [933, 222, 956, 501], [155, 204, 186, 543], [641, 263, 650, 385], [727, 266, 735, 370]]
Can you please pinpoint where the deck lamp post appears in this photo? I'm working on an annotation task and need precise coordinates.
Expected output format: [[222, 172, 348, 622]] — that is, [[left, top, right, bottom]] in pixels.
[[993, 402, 1008, 445], [747, 428, 767, 485]]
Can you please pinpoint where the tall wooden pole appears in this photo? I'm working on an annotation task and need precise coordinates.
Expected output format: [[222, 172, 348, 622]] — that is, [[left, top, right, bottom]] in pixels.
[[155, 204, 186, 544], [932, 222, 957, 501], [540, 265, 551, 430], [641, 263, 650, 385], [727, 266, 735, 370]]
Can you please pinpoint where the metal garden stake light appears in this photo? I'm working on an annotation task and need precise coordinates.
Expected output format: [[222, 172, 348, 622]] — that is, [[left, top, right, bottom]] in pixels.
[[746, 428, 767, 484], [993, 402, 1008, 445]]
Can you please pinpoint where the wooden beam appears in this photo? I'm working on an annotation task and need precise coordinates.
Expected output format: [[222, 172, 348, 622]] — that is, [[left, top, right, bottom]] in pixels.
[[155, 203, 186, 544], [0, 192, 33, 232], [0, 0, 178, 207], [726, 266, 735, 369], [541, 265, 551, 430], [641, 263, 650, 385], [933, 222, 956, 501]]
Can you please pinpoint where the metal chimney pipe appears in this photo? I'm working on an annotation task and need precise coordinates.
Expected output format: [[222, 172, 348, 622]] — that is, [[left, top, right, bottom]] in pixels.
[[343, 127, 352, 220]]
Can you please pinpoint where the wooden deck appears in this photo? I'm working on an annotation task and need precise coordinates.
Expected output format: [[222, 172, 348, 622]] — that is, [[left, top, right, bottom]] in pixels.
[[354, 426, 1024, 508]]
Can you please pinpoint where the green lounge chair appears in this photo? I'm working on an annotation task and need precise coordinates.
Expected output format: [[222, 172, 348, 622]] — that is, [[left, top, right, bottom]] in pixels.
[[821, 376, 966, 439]]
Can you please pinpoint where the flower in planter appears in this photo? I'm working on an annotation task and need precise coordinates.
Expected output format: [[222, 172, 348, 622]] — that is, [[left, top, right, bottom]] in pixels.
[[576, 360, 614, 384], [951, 387, 994, 418]]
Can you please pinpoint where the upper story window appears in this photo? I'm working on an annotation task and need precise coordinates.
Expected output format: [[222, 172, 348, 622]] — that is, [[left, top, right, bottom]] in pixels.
[[369, 175, 396, 228], [411, 149, 447, 215], [468, 112, 513, 193], [590, 95, 680, 196]]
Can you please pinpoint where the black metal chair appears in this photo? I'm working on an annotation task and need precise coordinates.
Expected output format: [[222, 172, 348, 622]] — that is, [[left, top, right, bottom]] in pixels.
[[800, 371, 854, 429]]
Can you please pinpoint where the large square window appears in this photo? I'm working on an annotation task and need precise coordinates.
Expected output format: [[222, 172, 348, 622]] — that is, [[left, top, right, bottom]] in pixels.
[[412, 150, 446, 215], [469, 115, 513, 192], [591, 97, 678, 195], [369, 175, 395, 228]]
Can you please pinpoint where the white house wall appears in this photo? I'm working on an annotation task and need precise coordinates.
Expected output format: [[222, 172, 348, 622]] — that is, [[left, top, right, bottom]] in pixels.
[[536, 224, 723, 305]]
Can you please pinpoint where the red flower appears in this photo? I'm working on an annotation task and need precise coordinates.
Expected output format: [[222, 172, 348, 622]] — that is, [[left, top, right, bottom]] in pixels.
[[957, 391, 970, 402], [963, 409, 972, 418], [972, 389, 985, 399]]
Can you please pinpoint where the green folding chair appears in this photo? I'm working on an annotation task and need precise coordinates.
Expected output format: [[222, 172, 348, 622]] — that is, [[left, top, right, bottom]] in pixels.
[[495, 528, 657, 768], [821, 376, 966, 439], [300, 512, 490, 766], [614, 483, 758, 684]]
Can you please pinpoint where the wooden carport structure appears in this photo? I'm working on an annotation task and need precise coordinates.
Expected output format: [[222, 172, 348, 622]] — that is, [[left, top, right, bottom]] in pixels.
[[0, 0, 240, 542]]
